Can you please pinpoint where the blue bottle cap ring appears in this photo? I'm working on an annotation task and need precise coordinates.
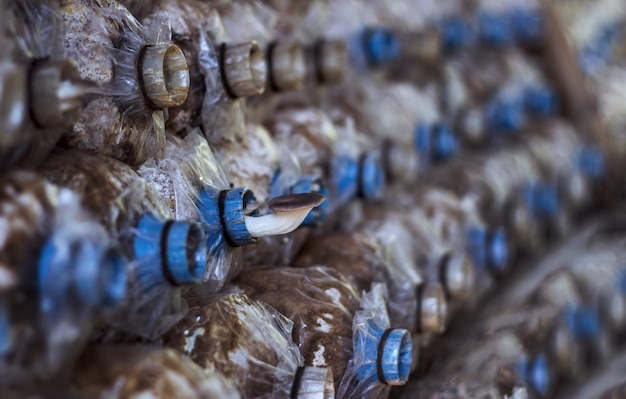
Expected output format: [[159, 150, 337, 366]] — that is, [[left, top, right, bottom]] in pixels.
[[519, 353, 551, 395], [440, 17, 475, 50], [529, 353, 550, 395], [537, 184, 560, 217], [478, 12, 513, 46], [356, 322, 413, 387], [414, 123, 431, 157], [163, 221, 207, 286], [488, 228, 509, 274], [39, 234, 127, 310], [509, 8, 544, 43], [359, 152, 385, 200], [378, 328, 412, 385], [332, 155, 359, 206], [576, 146, 605, 180], [523, 183, 560, 217], [466, 227, 487, 272], [432, 124, 458, 162], [565, 305, 601, 339], [487, 98, 524, 133], [219, 187, 257, 247], [362, 27, 399, 66], [97, 248, 127, 308], [525, 86, 559, 116], [0, 300, 10, 356]]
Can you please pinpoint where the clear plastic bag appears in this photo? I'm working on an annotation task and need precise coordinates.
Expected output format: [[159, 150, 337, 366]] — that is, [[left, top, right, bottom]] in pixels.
[[391, 184, 510, 285], [267, 107, 338, 177], [0, 1, 91, 169], [61, 1, 190, 165], [327, 110, 385, 210], [522, 119, 604, 212], [228, 266, 361, 391], [164, 293, 335, 399], [0, 171, 125, 383], [266, 107, 376, 216], [72, 345, 240, 399], [420, 300, 559, 398], [241, 140, 329, 268], [345, 79, 457, 175], [139, 128, 322, 294], [346, 203, 473, 313], [217, 122, 280, 209], [294, 232, 427, 333], [429, 148, 546, 254], [337, 283, 413, 399], [40, 150, 206, 340]]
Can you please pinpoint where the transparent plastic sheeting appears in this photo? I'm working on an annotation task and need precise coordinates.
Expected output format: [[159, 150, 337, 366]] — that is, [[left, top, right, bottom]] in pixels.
[[164, 293, 334, 399], [133, 0, 249, 146], [72, 346, 240, 399], [41, 150, 205, 340], [61, 1, 182, 165], [295, 232, 422, 333], [228, 266, 361, 392], [0, 172, 123, 382], [0, 1, 86, 169], [230, 268, 413, 398], [139, 129, 244, 293], [337, 284, 413, 399]]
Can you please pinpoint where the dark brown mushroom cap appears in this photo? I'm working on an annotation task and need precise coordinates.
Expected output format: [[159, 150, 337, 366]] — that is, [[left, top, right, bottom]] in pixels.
[[268, 193, 326, 212]]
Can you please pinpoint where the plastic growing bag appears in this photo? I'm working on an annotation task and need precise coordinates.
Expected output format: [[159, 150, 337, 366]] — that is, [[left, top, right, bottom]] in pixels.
[[337, 283, 413, 399], [61, 1, 190, 165], [0, 171, 124, 383], [164, 293, 334, 399], [41, 150, 206, 340], [72, 345, 240, 399], [228, 266, 361, 391]]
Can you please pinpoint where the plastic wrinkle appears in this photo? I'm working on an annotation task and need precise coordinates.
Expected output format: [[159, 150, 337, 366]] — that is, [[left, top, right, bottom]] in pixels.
[[72, 345, 240, 399], [337, 283, 412, 399], [228, 266, 361, 393], [0, 1, 68, 168], [61, 2, 180, 165], [295, 231, 421, 332], [40, 150, 193, 340], [164, 293, 308, 399], [0, 172, 121, 382], [138, 129, 243, 293]]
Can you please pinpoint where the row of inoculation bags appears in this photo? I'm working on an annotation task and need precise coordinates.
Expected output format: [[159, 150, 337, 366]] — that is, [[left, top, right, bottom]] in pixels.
[[0, 0, 576, 173], [400, 216, 626, 399], [0, 119, 606, 397], [0, 2, 618, 399]]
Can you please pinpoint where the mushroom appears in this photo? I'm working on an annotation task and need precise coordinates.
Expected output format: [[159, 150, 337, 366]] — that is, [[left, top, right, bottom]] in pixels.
[[244, 193, 325, 238]]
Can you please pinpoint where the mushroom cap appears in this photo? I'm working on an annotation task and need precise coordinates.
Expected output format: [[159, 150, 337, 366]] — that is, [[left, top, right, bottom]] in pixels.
[[268, 193, 326, 212]]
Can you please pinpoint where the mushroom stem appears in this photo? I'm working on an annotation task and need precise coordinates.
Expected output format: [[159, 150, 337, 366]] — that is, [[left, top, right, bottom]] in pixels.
[[244, 193, 326, 238], [243, 207, 314, 238]]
